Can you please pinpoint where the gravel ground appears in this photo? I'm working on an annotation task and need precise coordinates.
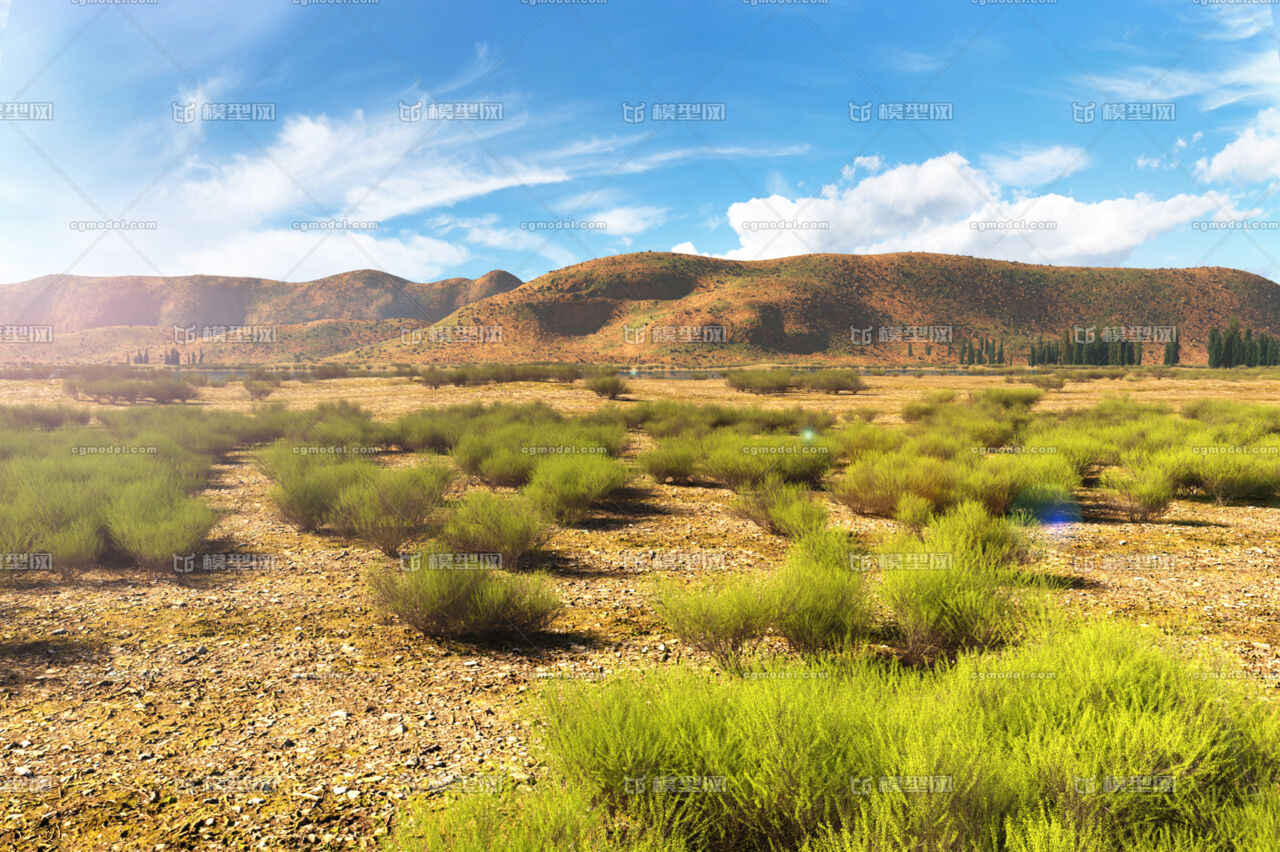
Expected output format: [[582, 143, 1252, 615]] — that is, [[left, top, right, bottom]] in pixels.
[[2, 377, 1279, 850]]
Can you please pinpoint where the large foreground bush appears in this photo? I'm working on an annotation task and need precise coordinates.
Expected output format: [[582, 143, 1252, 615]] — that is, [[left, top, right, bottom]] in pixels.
[[392, 621, 1280, 851]]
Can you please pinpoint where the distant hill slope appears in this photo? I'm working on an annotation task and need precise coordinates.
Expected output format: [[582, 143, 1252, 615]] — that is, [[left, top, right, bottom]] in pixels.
[[354, 252, 1280, 366], [0, 269, 522, 330], [0, 269, 521, 363]]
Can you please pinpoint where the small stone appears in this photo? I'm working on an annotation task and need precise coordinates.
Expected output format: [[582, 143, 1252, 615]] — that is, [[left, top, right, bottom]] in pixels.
[[14, 766, 32, 777]]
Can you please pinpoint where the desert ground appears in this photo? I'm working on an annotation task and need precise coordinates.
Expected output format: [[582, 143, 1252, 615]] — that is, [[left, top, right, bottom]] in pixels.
[[1, 373, 1279, 850]]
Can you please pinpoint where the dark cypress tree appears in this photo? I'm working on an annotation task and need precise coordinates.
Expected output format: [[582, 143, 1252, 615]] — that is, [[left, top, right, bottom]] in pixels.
[[1223, 319, 1242, 368], [1208, 328, 1223, 368]]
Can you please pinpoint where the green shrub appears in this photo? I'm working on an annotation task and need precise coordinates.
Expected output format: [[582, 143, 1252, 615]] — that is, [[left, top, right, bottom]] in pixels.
[[329, 463, 455, 555], [478, 448, 540, 488], [894, 493, 933, 534], [658, 579, 771, 672], [106, 484, 217, 571], [390, 404, 487, 452], [586, 375, 629, 399], [523, 455, 630, 525], [516, 621, 1280, 852], [725, 369, 793, 395], [767, 529, 871, 655], [1018, 374, 1066, 391], [796, 370, 866, 394], [1101, 467, 1174, 522], [0, 404, 90, 431], [834, 452, 960, 517], [832, 420, 903, 460], [972, 386, 1044, 410], [388, 784, 681, 852], [730, 476, 827, 537], [371, 558, 561, 639], [877, 501, 1030, 661], [441, 492, 551, 570], [638, 438, 702, 484], [1193, 450, 1280, 504], [704, 432, 835, 490], [960, 453, 1080, 517], [244, 380, 275, 401]]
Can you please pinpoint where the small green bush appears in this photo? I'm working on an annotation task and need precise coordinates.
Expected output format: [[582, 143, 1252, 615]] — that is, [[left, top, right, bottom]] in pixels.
[[329, 463, 455, 555], [796, 370, 866, 394], [704, 432, 835, 490], [106, 484, 217, 571], [638, 438, 702, 484], [523, 455, 630, 525], [244, 379, 275, 401], [767, 529, 871, 655], [730, 476, 827, 537], [725, 369, 793, 395], [834, 452, 960, 517], [586, 375, 629, 399], [441, 492, 551, 569], [512, 621, 1280, 852], [658, 579, 771, 672], [1102, 466, 1174, 522], [371, 558, 561, 638]]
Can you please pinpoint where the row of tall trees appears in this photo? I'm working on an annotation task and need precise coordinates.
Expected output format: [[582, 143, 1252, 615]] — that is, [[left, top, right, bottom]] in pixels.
[[1026, 332, 1146, 367], [1207, 320, 1280, 368], [125, 349, 203, 366], [960, 337, 1004, 365]]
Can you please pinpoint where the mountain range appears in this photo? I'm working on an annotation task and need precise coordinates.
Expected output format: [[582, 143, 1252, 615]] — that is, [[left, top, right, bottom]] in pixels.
[[2, 253, 1277, 365]]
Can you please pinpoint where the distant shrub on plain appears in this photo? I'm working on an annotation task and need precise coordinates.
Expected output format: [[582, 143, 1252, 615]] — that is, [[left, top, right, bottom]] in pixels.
[[725, 369, 793, 395], [585, 375, 628, 399], [795, 369, 866, 394]]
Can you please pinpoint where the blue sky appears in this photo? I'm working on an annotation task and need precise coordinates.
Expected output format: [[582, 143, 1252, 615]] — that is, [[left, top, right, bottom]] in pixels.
[[1, 0, 1279, 284]]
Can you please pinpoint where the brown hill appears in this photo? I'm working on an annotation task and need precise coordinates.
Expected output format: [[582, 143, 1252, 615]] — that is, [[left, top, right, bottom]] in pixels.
[[357, 252, 1280, 366], [0, 269, 522, 363]]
